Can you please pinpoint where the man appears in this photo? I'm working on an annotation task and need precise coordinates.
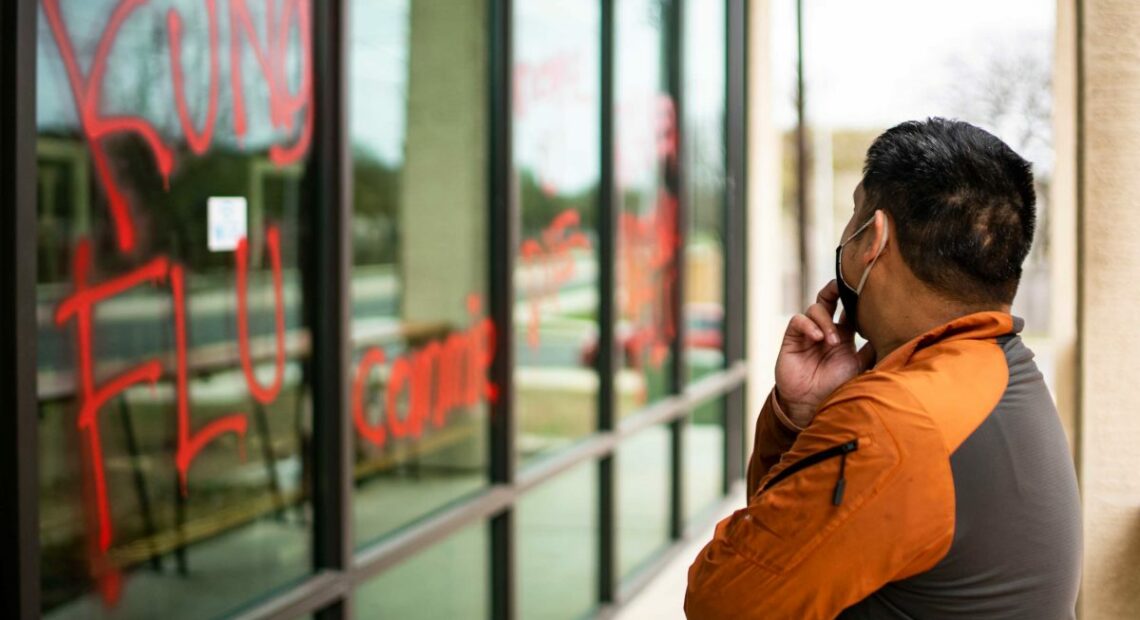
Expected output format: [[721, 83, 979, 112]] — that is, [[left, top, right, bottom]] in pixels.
[[685, 118, 1081, 619]]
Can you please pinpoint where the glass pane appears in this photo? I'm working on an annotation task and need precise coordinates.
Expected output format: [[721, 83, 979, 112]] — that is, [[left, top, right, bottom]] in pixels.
[[618, 424, 670, 580], [683, 0, 727, 385], [799, 0, 1057, 389], [355, 523, 488, 619], [348, 0, 491, 547], [770, 0, 804, 315], [616, 0, 676, 418], [685, 397, 725, 523], [518, 461, 598, 619], [513, 0, 601, 465], [37, 0, 314, 616]]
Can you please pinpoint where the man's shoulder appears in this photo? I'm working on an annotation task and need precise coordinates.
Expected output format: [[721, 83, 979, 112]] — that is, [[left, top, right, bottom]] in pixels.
[[822, 338, 1011, 454]]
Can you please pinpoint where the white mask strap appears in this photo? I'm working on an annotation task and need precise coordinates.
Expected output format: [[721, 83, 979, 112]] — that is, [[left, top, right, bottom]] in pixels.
[[854, 218, 889, 294]]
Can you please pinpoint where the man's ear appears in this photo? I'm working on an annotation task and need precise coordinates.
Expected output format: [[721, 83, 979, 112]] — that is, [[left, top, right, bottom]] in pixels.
[[859, 210, 890, 263]]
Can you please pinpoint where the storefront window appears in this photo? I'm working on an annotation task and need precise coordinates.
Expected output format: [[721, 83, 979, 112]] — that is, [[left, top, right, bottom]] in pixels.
[[616, 0, 676, 419], [617, 424, 670, 580], [354, 523, 488, 619], [37, 0, 315, 616], [23, 0, 746, 616], [685, 395, 726, 523], [348, 0, 491, 547], [513, 0, 601, 465], [518, 461, 598, 619], [683, 0, 727, 385]]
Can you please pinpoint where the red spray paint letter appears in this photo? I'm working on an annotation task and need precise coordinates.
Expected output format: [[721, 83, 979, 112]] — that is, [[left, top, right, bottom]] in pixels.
[[167, 0, 220, 155], [386, 356, 413, 438], [229, 0, 314, 165], [42, 0, 175, 253], [353, 347, 388, 447], [235, 226, 286, 405], [173, 264, 248, 495], [55, 242, 169, 553]]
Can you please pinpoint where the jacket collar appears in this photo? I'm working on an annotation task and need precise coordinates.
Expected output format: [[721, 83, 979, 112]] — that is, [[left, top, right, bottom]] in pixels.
[[873, 311, 1017, 372]]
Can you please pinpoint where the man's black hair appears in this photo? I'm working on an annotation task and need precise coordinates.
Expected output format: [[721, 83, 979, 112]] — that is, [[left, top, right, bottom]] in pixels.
[[861, 117, 1036, 305]]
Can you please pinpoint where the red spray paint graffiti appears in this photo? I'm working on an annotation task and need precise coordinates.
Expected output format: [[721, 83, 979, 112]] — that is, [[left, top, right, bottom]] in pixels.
[[617, 94, 679, 371], [353, 294, 498, 448], [54, 227, 291, 601], [620, 191, 678, 368], [42, 0, 314, 252], [42, 0, 499, 603], [521, 209, 591, 348], [43, 0, 313, 605]]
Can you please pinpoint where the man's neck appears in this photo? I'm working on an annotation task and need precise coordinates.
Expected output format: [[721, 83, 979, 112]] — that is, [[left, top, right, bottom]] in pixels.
[[867, 288, 1010, 363]]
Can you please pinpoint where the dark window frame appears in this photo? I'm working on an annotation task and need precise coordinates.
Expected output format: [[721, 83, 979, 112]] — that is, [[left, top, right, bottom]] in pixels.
[[0, 0, 749, 617]]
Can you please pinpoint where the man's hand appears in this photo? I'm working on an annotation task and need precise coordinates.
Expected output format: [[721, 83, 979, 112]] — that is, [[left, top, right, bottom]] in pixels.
[[775, 280, 875, 428]]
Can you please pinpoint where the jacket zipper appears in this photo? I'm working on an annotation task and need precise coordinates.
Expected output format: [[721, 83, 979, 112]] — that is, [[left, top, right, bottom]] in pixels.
[[759, 439, 859, 506]]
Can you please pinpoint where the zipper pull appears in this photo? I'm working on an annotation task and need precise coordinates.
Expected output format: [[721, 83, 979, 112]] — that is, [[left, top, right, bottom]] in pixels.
[[832, 440, 857, 506]]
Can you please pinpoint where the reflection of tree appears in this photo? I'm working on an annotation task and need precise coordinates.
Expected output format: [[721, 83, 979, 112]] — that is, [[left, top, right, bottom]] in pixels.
[[518, 168, 598, 238], [352, 151, 401, 266], [686, 113, 727, 243]]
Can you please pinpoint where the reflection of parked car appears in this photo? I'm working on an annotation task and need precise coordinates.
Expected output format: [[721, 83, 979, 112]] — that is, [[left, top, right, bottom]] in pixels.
[[578, 303, 724, 368]]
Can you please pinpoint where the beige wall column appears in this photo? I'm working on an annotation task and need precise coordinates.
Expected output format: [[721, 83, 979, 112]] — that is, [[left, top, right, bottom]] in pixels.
[[401, 0, 488, 326], [400, 0, 488, 469], [1053, 0, 1080, 456], [1077, 1, 1140, 617], [746, 0, 784, 455]]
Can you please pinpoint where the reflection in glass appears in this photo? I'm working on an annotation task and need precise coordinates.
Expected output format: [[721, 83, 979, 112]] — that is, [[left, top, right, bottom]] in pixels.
[[37, 0, 314, 616], [349, 0, 491, 547], [684, 0, 727, 385], [685, 396, 726, 524], [618, 424, 670, 580], [354, 523, 488, 619], [615, 0, 676, 419], [518, 461, 599, 619], [513, 0, 601, 465]]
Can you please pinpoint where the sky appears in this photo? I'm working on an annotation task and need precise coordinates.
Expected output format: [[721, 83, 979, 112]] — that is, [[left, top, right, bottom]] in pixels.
[[37, 0, 1055, 184], [770, 0, 1056, 131]]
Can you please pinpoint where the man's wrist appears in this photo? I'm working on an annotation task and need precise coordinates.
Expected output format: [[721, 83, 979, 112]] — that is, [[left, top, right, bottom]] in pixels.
[[771, 388, 808, 432]]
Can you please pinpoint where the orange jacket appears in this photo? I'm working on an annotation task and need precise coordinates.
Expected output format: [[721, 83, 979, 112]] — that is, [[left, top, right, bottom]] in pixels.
[[685, 311, 1081, 618]]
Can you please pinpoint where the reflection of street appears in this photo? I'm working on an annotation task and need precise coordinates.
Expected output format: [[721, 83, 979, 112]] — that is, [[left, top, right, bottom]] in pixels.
[[35, 266, 383, 373], [515, 251, 597, 366]]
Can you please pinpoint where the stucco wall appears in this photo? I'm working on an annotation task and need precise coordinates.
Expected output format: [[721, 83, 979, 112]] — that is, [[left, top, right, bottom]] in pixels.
[[1079, 1, 1140, 617]]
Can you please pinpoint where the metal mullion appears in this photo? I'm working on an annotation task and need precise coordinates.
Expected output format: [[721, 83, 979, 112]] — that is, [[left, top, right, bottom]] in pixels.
[[668, 0, 688, 541], [342, 365, 743, 596], [597, 0, 618, 606], [352, 486, 515, 583], [723, 0, 748, 490], [311, 0, 353, 617], [680, 360, 746, 407], [232, 571, 351, 620], [517, 434, 619, 494], [795, 0, 809, 308], [0, 0, 40, 616], [488, 0, 516, 616]]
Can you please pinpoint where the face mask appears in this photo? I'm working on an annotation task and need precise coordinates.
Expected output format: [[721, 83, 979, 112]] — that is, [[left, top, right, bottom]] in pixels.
[[835, 214, 889, 331]]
